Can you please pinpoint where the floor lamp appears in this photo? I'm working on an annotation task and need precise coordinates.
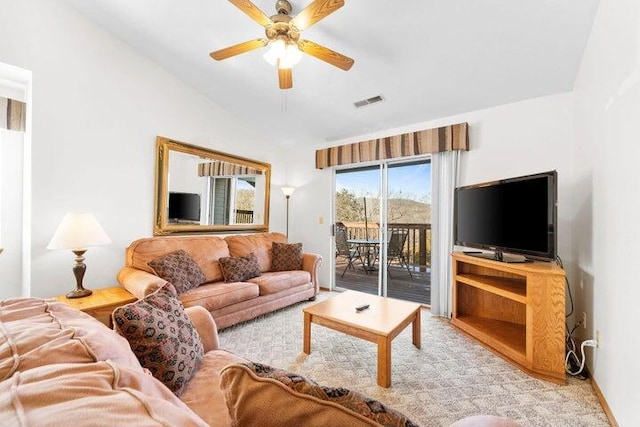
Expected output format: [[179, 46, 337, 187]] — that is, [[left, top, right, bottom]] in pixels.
[[281, 186, 295, 238]]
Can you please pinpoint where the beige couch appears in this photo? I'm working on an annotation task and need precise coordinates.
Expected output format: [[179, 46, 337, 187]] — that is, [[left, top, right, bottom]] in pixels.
[[117, 232, 322, 329], [0, 297, 235, 425], [0, 297, 413, 426], [0, 297, 517, 427]]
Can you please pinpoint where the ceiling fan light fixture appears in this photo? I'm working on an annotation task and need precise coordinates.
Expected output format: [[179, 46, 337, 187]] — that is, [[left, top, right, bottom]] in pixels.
[[282, 44, 303, 67], [263, 39, 286, 65], [212, 0, 353, 89], [263, 40, 303, 68]]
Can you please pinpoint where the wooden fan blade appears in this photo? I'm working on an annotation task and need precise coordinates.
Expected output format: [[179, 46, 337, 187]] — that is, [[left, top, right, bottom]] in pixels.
[[298, 39, 354, 71], [278, 66, 293, 89], [228, 0, 272, 27], [210, 38, 268, 60], [291, 0, 344, 31]]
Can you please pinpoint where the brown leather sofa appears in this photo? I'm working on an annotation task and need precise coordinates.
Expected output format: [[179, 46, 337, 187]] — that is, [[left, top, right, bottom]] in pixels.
[[117, 232, 322, 329]]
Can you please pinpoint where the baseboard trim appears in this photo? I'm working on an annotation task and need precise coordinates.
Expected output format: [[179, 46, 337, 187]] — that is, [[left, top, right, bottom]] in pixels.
[[590, 376, 618, 426]]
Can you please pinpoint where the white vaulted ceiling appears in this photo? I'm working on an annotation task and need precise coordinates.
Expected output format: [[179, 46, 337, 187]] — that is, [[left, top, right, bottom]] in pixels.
[[64, 0, 600, 147]]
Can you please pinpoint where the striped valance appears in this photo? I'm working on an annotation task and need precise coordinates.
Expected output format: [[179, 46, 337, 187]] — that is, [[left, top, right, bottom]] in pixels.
[[315, 122, 468, 169], [198, 161, 263, 177], [0, 97, 26, 132]]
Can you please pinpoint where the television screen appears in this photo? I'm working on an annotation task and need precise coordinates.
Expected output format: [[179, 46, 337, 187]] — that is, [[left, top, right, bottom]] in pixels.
[[454, 171, 557, 261], [168, 192, 201, 222]]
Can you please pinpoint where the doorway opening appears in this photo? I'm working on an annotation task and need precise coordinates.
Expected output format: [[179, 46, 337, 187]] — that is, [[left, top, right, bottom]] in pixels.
[[0, 61, 32, 299]]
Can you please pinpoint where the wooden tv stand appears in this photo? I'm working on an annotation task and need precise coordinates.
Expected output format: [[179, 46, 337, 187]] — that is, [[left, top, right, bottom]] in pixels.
[[451, 252, 566, 383]]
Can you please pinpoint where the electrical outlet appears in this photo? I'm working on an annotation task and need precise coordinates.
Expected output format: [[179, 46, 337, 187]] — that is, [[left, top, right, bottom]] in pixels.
[[582, 312, 587, 329], [318, 216, 324, 224]]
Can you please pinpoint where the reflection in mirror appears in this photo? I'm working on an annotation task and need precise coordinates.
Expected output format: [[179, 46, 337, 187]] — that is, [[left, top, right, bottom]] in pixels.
[[154, 137, 270, 235]]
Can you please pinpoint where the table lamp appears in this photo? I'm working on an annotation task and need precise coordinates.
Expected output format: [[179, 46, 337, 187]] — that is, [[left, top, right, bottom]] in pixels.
[[47, 213, 112, 298]]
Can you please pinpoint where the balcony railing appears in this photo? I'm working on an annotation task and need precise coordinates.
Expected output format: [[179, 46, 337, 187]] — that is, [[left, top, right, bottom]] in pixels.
[[338, 222, 431, 270], [235, 209, 254, 224]]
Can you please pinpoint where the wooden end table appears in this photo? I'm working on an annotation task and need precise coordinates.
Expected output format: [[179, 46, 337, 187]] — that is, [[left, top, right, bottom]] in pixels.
[[55, 286, 136, 327], [303, 290, 422, 388]]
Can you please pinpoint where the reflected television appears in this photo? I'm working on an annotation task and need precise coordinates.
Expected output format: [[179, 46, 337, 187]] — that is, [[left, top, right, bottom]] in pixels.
[[168, 192, 201, 222], [454, 171, 557, 262]]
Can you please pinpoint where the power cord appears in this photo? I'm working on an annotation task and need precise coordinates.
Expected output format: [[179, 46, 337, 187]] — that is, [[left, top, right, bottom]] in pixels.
[[566, 339, 597, 376], [555, 255, 574, 319], [557, 254, 597, 378], [556, 254, 580, 350]]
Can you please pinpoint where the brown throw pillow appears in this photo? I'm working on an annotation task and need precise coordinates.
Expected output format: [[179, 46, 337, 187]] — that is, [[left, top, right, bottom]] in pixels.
[[112, 283, 204, 396], [147, 249, 206, 294], [271, 242, 303, 271], [220, 362, 419, 427], [218, 253, 262, 282]]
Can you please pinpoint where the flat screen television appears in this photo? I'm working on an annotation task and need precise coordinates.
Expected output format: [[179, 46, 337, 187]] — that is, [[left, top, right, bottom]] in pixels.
[[454, 171, 557, 262], [168, 192, 201, 222]]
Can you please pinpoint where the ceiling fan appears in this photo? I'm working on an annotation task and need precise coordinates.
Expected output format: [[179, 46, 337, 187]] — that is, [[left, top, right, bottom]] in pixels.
[[210, 0, 354, 90]]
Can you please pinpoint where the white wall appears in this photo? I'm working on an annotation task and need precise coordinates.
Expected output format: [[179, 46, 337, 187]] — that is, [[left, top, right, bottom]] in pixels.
[[288, 93, 577, 291], [279, 151, 334, 286], [573, 0, 640, 424], [0, 0, 287, 298], [168, 151, 205, 195]]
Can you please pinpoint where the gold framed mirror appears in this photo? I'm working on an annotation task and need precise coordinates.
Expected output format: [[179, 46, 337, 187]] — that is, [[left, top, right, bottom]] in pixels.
[[154, 136, 271, 235]]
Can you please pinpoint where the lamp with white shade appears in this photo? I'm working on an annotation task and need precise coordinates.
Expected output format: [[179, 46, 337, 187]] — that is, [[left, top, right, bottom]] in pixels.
[[47, 213, 111, 299], [281, 186, 295, 238]]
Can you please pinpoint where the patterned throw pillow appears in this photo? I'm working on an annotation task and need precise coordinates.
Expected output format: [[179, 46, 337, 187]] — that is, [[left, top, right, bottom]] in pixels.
[[238, 362, 419, 427], [218, 253, 262, 283], [271, 242, 303, 271], [112, 283, 204, 396], [147, 249, 206, 294]]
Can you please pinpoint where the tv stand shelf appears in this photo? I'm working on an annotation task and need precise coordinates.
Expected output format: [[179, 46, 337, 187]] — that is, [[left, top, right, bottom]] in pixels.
[[455, 314, 526, 356], [455, 274, 527, 303], [451, 252, 566, 383]]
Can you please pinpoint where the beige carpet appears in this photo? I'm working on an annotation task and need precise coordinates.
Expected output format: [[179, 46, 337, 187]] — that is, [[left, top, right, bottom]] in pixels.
[[218, 292, 609, 426]]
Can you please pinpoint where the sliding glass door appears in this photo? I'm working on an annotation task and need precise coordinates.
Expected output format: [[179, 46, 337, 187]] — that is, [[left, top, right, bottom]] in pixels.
[[334, 166, 382, 295], [333, 159, 432, 305]]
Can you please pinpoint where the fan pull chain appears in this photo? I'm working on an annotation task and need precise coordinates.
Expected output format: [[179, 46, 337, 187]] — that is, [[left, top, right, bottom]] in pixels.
[[281, 91, 287, 112]]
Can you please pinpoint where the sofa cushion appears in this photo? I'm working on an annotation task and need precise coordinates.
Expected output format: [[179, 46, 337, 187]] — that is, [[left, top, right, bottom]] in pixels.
[[225, 232, 288, 272], [0, 298, 142, 381], [249, 270, 311, 295], [0, 361, 208, 427], [147, 249, 206, 294], [126, 235, 230, 283], [243, 362, 418, 426], [220, 363, 410, 427], [219, 253, 262, 283], [271, 242, 303, 271], [113, 284, 204, 396], [180, 281, 259, 311], [181, 349, 250, 427]]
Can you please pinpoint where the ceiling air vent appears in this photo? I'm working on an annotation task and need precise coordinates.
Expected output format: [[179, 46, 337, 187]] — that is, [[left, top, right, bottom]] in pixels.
[[353, 94, 384, 108]]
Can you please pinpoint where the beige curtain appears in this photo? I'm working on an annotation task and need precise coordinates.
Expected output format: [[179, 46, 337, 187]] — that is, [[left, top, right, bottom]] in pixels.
[[315, 122, 468, 169], [0, 97, 26, 132]]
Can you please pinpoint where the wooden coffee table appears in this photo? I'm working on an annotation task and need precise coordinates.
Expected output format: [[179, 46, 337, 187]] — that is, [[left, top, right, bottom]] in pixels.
[[303, 290, 422, 388]]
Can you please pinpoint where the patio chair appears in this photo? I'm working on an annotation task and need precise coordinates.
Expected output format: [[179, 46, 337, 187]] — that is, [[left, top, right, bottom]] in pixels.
[[335, 223, 366, 277], [386, 231, 413, 278]]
